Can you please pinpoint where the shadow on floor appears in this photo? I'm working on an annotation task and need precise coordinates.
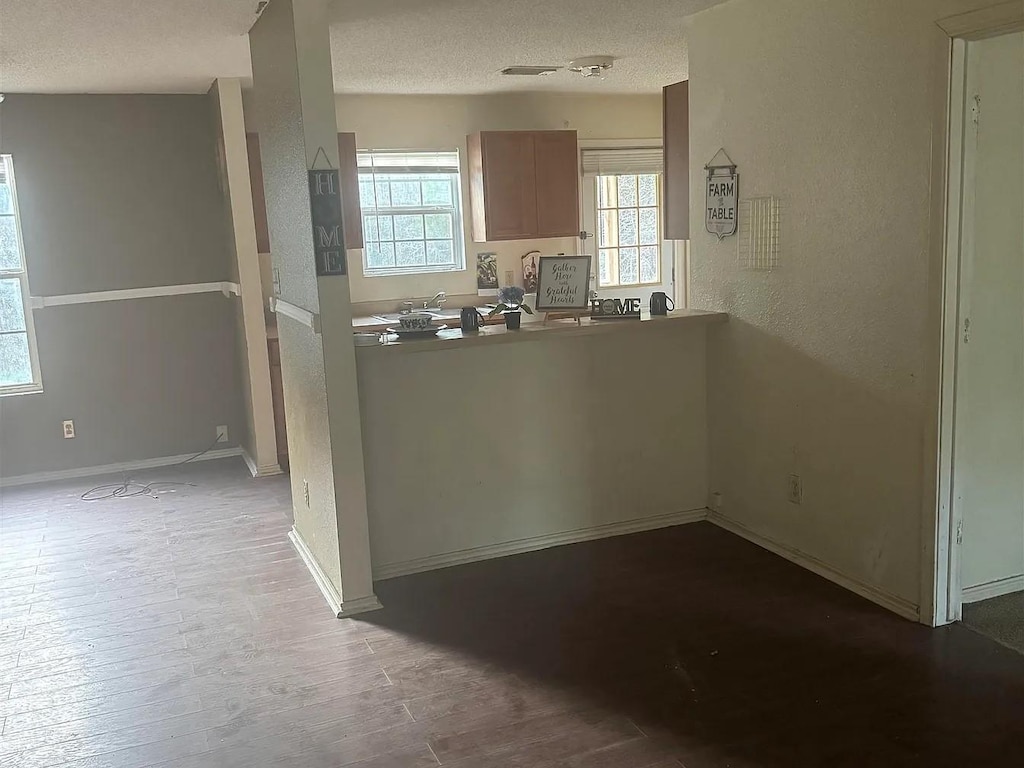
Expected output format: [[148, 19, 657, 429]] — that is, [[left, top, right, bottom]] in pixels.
[[363, 523, 1024, 767]]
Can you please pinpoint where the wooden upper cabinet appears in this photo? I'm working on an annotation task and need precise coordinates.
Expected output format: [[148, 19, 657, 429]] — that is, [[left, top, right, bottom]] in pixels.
[[663, 81, 690, 240], [533, 131, 581, 238], [244, 132, 363, 252], [468, 130, 579, 242], [336, 132, 363, 250]]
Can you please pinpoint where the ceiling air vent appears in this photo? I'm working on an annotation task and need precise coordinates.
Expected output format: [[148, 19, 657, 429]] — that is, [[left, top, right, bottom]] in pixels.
[[500, 66, 561, 77]]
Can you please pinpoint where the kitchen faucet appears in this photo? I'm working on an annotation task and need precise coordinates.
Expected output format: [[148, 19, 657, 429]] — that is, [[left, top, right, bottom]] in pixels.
[[424, 291, 447, 310]]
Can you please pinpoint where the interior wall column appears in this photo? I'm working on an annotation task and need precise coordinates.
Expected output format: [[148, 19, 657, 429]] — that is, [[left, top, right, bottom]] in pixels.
[[249, 0, 379, 617]]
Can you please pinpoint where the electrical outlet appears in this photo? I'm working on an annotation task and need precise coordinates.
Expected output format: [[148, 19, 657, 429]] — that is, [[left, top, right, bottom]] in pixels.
[[62, 420, 75, 439], [504, 269, 514, 286], [303, 480, 310, 507], [216, 425, 229, 443], [711, 492, 723, 512], [787, 474, 803, 505]]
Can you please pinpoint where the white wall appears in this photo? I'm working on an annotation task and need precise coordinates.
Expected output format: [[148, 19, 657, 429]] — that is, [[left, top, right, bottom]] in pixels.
[[959, 32, 1024, 592], [357, 323, 710, 576], [333, 93, 663, 305], [686, 0, 988, 614]]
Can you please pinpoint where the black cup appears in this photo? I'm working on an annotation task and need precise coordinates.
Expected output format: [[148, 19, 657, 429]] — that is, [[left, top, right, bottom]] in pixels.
[[460, 306, 485, 332], [650, 291, 675, 316]]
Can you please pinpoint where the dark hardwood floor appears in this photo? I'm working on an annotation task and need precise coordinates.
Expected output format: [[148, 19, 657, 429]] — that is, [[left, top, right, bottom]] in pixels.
[[2, 457, 1023, 767]]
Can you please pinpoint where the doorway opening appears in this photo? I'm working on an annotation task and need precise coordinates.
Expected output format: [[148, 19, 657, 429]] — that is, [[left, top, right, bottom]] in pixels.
[[935, 23, 1024, 647]]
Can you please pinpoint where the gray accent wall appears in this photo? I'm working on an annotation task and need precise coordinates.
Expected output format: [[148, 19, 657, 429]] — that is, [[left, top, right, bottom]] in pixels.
[[0, 95, 243, 478]]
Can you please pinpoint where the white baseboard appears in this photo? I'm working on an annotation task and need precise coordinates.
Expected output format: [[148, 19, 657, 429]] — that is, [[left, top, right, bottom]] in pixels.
[[288, 527, 382, 618], [0, 447, 244, 488], [707, 511, 921, 622], [373, 508, 708, 581], [962, 574, 1024, 604], [241, 449, 284, 478]]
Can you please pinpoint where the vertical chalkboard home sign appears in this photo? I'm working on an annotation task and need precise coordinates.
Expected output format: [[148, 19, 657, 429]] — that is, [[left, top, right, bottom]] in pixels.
[[535, 256, 592, 311], [308, 168, 347, 276]]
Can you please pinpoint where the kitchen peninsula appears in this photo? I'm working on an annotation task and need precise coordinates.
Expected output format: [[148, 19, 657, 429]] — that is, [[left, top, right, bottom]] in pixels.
[[354, 309, 726, 578]]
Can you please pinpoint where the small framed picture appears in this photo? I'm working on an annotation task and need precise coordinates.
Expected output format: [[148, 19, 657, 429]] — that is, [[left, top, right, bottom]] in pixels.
[[476, 252, 498, 295]]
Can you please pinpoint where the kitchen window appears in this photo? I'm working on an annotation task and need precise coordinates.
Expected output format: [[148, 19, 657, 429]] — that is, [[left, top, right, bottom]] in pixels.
[[358, 150, 465, 277], [595, 173, 663, 287], [581, 145, 676, 304], [0, 155, 42, 396]]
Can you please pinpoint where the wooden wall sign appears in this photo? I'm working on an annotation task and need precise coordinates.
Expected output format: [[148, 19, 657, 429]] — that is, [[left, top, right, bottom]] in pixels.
[[705, 149, 738, 240], [535, 255, 592, 311], [590, 297, 641, 319], [308, 168, 346, 276]]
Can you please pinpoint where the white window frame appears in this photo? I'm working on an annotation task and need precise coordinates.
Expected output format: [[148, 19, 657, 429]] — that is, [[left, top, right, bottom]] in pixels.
[[579, 140, 680, 306], [357, 150, 466, 278], [0, 155, 43, 396]]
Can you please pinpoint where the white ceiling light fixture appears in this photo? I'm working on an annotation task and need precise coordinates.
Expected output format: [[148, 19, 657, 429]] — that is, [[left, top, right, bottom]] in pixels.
[[568, 56, 615, 78]]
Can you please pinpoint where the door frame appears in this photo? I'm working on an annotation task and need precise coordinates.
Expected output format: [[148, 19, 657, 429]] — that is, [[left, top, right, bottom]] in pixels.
[[930, 3, 1024, 627]]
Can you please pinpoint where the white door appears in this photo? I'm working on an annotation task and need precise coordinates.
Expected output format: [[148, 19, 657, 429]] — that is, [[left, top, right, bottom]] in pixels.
[[954, 31, 1024, 605], [581, 172, 675, 306]]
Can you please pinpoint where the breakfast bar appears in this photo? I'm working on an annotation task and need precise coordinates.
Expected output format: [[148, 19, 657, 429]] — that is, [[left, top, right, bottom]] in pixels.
[[353, 309, 726, 578]]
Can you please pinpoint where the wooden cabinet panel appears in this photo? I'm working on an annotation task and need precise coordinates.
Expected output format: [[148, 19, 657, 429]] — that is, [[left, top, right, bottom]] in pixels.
[[337, 132, 363, 250], [471, 132, 538, 242], [663, 81, 690, 240], [246, 133, 271, 254], [468, 130, 578, 242], [533, 131, 580, 238], [245, 132, 363, 253]]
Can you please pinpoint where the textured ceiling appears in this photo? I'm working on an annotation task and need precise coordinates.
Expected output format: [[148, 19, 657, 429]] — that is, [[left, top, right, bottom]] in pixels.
[[0, 0, 723, 94], [328, 0, 726, 94]]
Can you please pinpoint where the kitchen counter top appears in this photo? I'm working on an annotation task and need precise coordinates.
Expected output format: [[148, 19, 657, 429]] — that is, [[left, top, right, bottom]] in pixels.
[[354, 309, 727, 355]]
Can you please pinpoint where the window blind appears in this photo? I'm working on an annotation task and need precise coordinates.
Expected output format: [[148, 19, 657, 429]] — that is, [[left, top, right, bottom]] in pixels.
[[580, 147, 664, 176], [357, 150, 459, 175]]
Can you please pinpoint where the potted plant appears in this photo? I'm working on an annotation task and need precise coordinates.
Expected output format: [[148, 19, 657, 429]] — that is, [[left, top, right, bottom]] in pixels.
[[488, 286, 534, 330]]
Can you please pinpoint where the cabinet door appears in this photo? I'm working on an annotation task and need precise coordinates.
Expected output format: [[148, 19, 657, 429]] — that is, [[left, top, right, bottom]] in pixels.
[[337, 132, 363, 249], [663, 81, 690, 240], [246, 133, 271, 253], [474, 132, 538, 241], [533, 131, 580, 238]]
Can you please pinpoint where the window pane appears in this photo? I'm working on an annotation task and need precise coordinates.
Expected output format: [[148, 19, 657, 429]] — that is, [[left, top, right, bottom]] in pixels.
[[396, 241, 426, 267], [358, 178, 377, 209], [640, 246, 660, 284], [0, 332, 32, 387], [365, 242, 395, 269], [393, 215, 424, 241], [617, 175, 637, 207], [424, 213, 452, 239], [426, 240, 454, 266], [0, 279, 26, 332], [620, 247, 639, 284], [638, 175, 658, 207], [363, 215, 379, 243], [0, 183, 12, 215], [599, 210, 616, 249], [422, 179, 453, 206], [599, 249, 613, 286], [389, 180, 421, 207], [373, 181, 392, 207], [639, 207, 659, 245], [0, 216, 20, 271], [618, 208, 638, 247], [597, 176, 617, 209], [376, 215, 394, 241]]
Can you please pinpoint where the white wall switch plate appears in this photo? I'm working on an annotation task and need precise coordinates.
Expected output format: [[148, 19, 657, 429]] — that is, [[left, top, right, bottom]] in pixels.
[[62, 420, 75, 439]]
